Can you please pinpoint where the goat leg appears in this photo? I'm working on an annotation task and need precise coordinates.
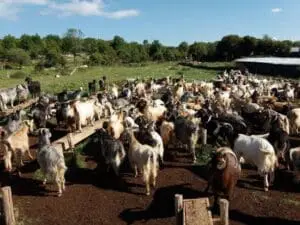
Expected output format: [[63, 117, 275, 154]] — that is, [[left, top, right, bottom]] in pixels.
[[27, 149, 34, 160]]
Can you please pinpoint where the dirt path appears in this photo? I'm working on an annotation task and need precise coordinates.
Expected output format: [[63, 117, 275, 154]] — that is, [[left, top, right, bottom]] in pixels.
[[2, 150, 300, 225]]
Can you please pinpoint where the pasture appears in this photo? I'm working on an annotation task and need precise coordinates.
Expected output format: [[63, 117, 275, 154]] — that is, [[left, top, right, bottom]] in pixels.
[[0, 62, 218, 93]]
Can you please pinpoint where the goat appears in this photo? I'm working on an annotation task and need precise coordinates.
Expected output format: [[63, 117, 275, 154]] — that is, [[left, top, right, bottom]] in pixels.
[[16, 83, 29, 103], [0, 120, 34, 175], [37, 128, 67, 197], [25, 77, 41, 98], [88, 80, 97, 94], [107, 111, 124, 139], [227, 132, 278, 191], [205, 147, 241, 208], [174, 116, 200, 163], [287, 108, 300, 135], [96, 128, 126, 175], [0, 87, 17, 111], [120, 128, 159, 195]]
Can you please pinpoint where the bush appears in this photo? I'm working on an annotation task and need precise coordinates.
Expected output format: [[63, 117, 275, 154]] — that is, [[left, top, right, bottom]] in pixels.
[[10, 71, 28, 79], [196, 144, 216, 165], [34, 61, 45, 72], [5, 48, 30, 67], [88, 52, 102, 66]]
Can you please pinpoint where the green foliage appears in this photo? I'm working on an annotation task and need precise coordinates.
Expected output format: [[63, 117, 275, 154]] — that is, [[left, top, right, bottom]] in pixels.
[[88, 52, 102, 65], [5, 48, 30, 67], [11, 71, 28, 79], [0, 29, 297, 66], [2, 35, 17, 49], [196, 144, 216, 165], [44, 49, 66, 68]]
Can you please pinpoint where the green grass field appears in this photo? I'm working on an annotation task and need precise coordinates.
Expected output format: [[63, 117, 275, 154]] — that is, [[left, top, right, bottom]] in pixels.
[[0, 62, 223, 94]]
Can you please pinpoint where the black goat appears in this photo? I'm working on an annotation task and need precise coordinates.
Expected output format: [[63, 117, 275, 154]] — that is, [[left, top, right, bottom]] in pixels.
[[25, 77, 41, 98], [88, 80, 97, 94]]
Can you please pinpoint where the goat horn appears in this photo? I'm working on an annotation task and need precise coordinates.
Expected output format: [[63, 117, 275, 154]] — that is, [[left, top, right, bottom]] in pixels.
[[217, 158, 227, 170]]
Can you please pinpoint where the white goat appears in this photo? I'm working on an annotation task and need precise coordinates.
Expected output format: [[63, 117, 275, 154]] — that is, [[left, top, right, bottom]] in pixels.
[[122, 128, 158, 195], [287, 108, 300, 135], [233, 134, 278, 191], [111, 84, 119, 99], [72, 99, 97, 132], [37, 128, 67, 197], [108, 111, 124, 139]]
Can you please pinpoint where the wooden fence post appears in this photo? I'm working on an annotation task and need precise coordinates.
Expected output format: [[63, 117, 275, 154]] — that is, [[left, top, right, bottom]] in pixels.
[[202, 129, 207, 145], [1, 187, 15, 225], [219, 199, 229, 225], [175, 194, 183, 225]]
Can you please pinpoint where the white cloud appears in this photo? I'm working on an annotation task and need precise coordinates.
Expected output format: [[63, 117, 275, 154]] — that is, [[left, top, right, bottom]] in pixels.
[[271, 8, 282, 13], [0, 3, 20, 21], [0, 0, 48, 20], [104, 9, 140, 19], [0, 0, 139, 20], [46, 0, 139, 19], [1, 0, 48, 5]]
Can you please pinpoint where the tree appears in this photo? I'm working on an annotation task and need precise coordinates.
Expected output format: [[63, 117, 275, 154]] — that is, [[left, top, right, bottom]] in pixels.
[[111, 35, 125, 51], [216, 35, 243, 60], [2, 35, 17, 50], [19, 34, 34, 51], [178, 41, 189, 59], [240, 36, 257, 57], [30, 34, 44, 58], [5, 48, 30, 68], [44, 49, 66, 68], [62, 28, 84, 62], [83, 38, 98, 54], [149, 40, 164, 61], [0, 40, 4, 60], [163, 47, 180, 61], [188, 42, 208, 61]]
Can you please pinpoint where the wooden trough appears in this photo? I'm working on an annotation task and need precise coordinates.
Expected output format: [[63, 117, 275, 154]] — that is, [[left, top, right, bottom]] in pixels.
[[0, 98, 38, 118], [52, 119, 105, 153], [175, 194, 229, 225]]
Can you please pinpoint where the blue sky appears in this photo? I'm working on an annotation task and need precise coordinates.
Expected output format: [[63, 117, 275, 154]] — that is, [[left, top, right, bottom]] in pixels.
[[0, 0, 299, 46]]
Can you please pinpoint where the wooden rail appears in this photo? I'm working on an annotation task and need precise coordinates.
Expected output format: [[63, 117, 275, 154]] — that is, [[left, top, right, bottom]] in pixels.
[[52, 119, 105, 153], [0, 98, 38, 118], [1, 186, 15, 225]]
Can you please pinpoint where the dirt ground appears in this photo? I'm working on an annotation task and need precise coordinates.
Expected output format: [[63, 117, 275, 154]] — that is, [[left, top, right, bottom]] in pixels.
[[1, 139, 300, 225]]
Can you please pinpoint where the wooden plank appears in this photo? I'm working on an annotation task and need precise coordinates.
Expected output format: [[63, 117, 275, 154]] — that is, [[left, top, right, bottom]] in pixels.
[[52, 119, 105, 153], [288, 136, 300, 141], [1, 187, 15, 225], [183, 198, 213, 225], [0, 98, 38, 118]]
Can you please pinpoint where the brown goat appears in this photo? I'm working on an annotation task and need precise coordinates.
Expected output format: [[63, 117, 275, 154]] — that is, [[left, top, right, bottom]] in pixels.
[[0, 120, 34, 175], [205, 147, 241, 208]]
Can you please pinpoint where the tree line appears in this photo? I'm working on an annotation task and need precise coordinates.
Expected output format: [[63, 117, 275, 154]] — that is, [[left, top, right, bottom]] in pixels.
[[0, 29, 299, 69]]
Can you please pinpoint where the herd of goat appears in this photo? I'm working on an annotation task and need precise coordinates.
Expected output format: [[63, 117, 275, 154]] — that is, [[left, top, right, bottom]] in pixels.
[[0, 70, 300, 208]]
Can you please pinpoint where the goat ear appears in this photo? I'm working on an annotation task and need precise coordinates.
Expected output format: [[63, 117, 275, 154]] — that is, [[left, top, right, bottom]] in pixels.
[[0, 130, 7, 138]]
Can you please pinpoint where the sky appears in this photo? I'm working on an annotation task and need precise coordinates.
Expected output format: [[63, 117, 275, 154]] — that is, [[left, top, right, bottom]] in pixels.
[[0, 0, 300, 46]]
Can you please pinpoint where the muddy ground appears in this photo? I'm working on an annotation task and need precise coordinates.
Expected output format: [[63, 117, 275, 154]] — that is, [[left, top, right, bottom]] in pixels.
[[1, 136, 300, 225]]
